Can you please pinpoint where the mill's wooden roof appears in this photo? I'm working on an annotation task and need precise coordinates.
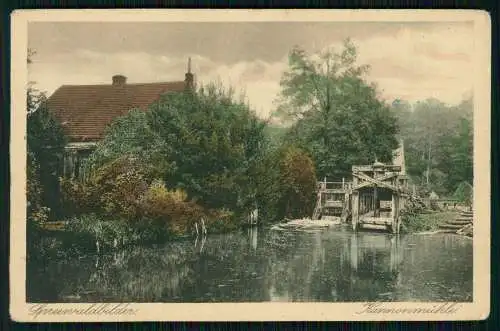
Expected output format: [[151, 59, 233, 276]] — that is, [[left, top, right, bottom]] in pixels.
[[46, 80, 186, 142]]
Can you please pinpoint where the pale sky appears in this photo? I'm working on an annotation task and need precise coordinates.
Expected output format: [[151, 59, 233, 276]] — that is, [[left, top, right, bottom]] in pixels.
[[28, 21, 474, 118]]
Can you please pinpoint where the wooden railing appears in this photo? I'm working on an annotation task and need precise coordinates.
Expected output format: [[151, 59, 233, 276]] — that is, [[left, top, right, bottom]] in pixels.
[[317, 180, 352, 191]]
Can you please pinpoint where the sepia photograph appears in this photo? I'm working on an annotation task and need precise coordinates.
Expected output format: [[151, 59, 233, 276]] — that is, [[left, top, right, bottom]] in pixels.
[[10, 10, 490, 322]]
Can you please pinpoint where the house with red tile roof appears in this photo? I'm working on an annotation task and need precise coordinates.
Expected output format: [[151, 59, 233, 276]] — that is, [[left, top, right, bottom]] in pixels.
[[47, 59, 194, 178]]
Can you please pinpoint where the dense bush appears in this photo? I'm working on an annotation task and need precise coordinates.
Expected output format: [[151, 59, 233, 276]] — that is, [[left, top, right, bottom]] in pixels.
[[400, 211, 456, 234], [278, 146, 317, 219], [61, 155, 235, 239], [145, 84, 266, 214], [60, 156, 151, 218], [70, 84, 268, 235], [453, 181, 473, 206], [139, 180, 204, 235], [27, 100, 67, 219], [253, 145, 317, 222], [27, 151, 50, 224]]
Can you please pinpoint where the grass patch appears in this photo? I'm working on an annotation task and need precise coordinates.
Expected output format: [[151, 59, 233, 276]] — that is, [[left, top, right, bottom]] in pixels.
[[402, 211, 459, 233]]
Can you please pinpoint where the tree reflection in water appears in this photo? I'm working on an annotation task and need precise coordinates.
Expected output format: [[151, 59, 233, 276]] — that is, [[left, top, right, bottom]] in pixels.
[[27, 227, 472, 303]]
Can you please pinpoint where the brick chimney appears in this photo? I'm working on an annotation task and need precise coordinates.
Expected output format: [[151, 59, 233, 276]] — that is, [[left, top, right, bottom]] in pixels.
[[184, 57, 194, 90], [112, 74, 127, 86]]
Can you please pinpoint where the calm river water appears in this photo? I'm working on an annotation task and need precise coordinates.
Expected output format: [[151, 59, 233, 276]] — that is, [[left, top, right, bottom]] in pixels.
[[27, 225, 473, 302]]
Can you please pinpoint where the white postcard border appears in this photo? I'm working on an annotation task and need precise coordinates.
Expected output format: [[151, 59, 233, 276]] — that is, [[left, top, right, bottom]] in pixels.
[[10, 9, 491, 322]]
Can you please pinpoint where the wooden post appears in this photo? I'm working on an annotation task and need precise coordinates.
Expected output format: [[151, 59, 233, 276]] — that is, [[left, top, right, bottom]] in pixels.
[[63, 150, 67, 177], [392, 193, 400, 234], [351, 191, 359, 231], [391, 192, 396, 221]]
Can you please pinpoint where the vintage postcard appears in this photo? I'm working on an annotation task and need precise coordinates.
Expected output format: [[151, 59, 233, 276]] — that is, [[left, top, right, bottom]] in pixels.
[[10, 9, 491, 322]]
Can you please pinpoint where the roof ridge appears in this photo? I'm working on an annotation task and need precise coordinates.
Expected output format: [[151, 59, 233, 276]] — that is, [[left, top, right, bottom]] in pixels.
[[59, 81, 185, 88], [47, 79, 187, 142]]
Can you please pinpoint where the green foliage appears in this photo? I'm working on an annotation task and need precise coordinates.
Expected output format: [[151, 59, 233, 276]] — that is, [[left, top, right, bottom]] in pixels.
[[278, 146, 317, 218], [62, 161, 237, 240], [27, 84, 67, 220], [93, 157, 152, 219], [253, 145, 317, 222], [401, 211, 457, 234], [61, 161, 206, 240], [27, 49, 68, 221], [393, 97, 473, 195], [61, 156, 150, 218], [84, 110, 170, 177], [263, 124, 288, 149], [252, 146, 283, 222], [27, 151, 48, 224], [147, 84, 266, 212], [139, 180, 204, 235], [453, 181, 473, 205], [85, 83, 267, 218], [274, 39, 399, 179], [63, 84, 270, 236]]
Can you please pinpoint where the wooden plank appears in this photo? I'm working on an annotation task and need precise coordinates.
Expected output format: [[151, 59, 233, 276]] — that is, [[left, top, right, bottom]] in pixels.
[[352, 165, 374, 172], [352, 172, 399, 191], [325, 200, 343, 208], [354, 173, 399, 190], [323, 189, 348, 194], [352, 164, 402, 172], [361, 217, 393, 225], [359, 223, 389, 231]]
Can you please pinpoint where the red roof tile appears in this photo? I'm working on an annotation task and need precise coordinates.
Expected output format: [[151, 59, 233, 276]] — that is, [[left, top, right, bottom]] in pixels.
[[46, 80, 187, 142]]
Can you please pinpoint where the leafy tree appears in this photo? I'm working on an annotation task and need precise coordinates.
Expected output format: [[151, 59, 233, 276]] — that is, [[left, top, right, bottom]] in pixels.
[[27, 49, 67, 219], [278, 146, 317, 218], [453, 181, 473, 206], [85, 83, 267, 219], [147, 83, 266, 213], [263, 124, 288, 149], [393, 97, 473, 195], [274, 39, 399, 179], [252, 145, 317, 222], [84, 109, 170, 179]]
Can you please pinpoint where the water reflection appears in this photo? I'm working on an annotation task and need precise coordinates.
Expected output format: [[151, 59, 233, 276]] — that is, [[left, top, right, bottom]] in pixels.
[[248, 226, 258, 252], [27, 226, 472, 303]]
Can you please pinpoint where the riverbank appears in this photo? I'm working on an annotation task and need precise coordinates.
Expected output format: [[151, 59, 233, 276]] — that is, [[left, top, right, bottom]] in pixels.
[[34, 211, 257, 252], [35, 209, 471, 252]]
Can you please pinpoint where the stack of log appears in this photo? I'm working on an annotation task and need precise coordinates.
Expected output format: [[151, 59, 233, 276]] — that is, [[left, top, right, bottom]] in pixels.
[[405, 194, 427, 212], [439, 210, 473, 237], [455, 210, 473, 237], [400, 194, 428, 218]]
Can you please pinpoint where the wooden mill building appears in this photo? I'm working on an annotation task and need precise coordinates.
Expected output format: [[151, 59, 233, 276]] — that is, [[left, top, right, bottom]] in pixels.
[[313, 141, 408, 233]]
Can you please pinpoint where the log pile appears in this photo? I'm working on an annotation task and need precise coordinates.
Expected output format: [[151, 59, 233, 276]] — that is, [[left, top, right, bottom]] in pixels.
[[438, 210, 473, 237], [455, 210, 473, 237], [271, 218, 342, 231], [404, 194, 427, 213], [456, 223, 473, 237]]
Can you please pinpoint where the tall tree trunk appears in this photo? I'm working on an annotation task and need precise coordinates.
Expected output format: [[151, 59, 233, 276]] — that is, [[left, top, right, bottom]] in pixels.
[[426, 139, 432, 186]]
